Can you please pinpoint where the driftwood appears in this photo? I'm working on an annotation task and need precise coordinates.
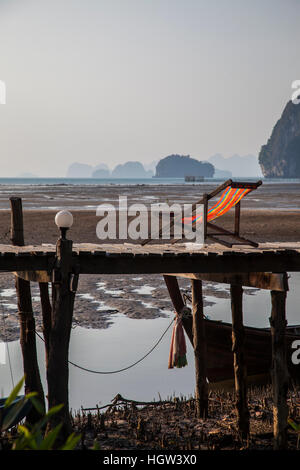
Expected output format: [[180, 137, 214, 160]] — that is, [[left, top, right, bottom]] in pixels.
[[81, 393, 221, 413]]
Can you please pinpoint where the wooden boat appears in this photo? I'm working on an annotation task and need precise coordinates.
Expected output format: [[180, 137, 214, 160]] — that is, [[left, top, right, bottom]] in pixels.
[[163, 275, 299, 386], [183, 317, 300, 384]]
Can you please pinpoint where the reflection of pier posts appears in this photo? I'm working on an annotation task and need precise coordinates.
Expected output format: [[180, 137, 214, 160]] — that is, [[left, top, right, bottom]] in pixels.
[[270, 289, 289, 450], [10, 197, 45, 424], [230, 284, 250, 439], [191, 279, 208, 419]]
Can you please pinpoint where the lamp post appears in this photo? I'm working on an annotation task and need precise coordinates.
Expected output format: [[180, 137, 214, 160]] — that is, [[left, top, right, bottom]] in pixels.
[[55, 210, 73, 239], [47, 209, 74, 440]]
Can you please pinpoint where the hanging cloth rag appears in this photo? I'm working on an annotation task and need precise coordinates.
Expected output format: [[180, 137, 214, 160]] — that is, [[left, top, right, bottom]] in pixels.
[[168, 313, 188, 369]]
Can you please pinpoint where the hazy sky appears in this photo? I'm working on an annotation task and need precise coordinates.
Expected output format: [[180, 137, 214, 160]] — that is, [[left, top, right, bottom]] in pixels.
[[0, 0, 299, 176]]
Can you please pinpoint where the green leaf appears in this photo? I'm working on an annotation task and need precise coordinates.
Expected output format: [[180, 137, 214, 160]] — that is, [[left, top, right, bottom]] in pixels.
[[17, 425, 38, 450], [60, 433, 81, 450], [92, 439, 101, 450], [30, 396, 45, 416], [25, 392, 38, 400], [39, 424, 63, 450], [2, 397, 28, 431], [34, 430, 44, 448], [18, 424, 31, 439], [34, 403, 64, 431], [4, 377, 24, 408], [45, 404, 64, 419], [288, 418, 300, 432]]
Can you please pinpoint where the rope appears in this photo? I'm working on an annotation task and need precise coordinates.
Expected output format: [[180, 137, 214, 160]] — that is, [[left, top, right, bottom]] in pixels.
[[35, 317, 174, 375], [0, 300, 14, 388]]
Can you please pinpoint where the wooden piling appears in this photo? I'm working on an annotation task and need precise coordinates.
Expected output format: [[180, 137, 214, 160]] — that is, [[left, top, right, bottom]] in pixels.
[[230, 284, 250, 439], [39, 282, 52, 369], [46, 237, 76, 438], [10, 197, 45, 423], [234, 202, 240, 236], [203, 193, 208, 241], [163, 275, 185, 312], [10, 197, 25, 246], [270, 289, 289, 450], [163, 275, 193, 344], [191, 279, 208, 419]]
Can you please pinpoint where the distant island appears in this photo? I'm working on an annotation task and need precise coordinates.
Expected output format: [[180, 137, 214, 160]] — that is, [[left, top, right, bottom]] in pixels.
[[66, 163, 95, 178], [65, 152, 264, 180], [92, 163, 111, 178], [66, 161, 154, 178], [92, 168, 110, 178], [111, 161, 153, 178], [154, 154, 214, 178], [259, 99, 300, 178]]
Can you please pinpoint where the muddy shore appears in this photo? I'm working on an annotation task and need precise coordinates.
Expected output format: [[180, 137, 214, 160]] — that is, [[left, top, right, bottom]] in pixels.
[[72, 386, 300, 450], [0, 270, 259, 342]]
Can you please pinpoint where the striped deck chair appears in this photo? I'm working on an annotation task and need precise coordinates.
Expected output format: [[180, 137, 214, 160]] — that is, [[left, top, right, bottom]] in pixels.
[[184, 179, 262, 247], [141, 179, 262, 247]]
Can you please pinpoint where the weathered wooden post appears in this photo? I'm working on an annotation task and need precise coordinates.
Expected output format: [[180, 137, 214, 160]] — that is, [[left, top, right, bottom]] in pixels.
[[230, 284, 250, 439], [39, 282, 52, 369], [46, 211, 76, 439], [163, 275, 193, 344], [10, 197, 45, 423], [203, 193, 208, 241], [270, 289, 289, 450], [191, 279, 208, 419], [234, 202, 240, 236], [163, 275, 208, 418]]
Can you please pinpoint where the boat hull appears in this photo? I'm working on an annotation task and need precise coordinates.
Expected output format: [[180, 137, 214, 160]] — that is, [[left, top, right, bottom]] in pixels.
[[182, 318, 300, 383]]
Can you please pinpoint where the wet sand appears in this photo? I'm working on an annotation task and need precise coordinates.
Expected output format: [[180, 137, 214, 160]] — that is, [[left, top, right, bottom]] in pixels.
[[0, 208, 299, 246], [0, 181, 300, 213], [0, 270, 258, 342]]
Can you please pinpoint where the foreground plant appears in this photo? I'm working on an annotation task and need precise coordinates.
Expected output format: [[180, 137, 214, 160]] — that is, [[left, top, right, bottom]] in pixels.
[[1, 377, 81, 450], [288, 418, 300, 449]]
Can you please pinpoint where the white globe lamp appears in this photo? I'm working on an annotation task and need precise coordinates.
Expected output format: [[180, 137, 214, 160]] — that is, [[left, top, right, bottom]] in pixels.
[[55, 210, 73, 239]]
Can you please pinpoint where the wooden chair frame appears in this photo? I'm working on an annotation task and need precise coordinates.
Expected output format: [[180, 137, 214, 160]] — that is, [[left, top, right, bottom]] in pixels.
[[141, 179, 262, 247], [202, 180, 262, 247]]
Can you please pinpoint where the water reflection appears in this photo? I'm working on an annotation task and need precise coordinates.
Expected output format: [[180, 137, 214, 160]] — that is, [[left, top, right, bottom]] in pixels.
[[0, 273, 299, 409]]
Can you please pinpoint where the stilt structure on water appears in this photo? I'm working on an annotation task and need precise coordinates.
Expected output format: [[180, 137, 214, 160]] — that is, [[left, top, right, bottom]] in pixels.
[[1, 196, 300, 449]]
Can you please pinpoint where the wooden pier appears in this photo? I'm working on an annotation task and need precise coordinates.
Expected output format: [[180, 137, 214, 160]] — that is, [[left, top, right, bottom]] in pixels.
[[2, 198, 300, 449], [0, 241, 300, 275]]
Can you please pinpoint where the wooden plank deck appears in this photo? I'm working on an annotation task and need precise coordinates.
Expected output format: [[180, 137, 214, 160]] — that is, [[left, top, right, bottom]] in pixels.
[[0, 242, 300, 274]]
